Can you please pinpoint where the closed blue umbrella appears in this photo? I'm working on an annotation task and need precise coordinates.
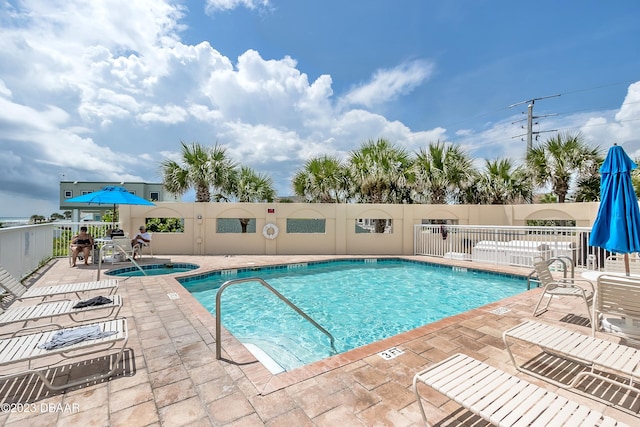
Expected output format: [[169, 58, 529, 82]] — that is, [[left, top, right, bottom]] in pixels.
[[589, 144, 640, 275]]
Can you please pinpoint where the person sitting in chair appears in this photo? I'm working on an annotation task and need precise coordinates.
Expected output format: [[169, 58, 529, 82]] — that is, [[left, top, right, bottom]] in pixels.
[[131, 225, 151, 259], [70, 226, 94, 267]]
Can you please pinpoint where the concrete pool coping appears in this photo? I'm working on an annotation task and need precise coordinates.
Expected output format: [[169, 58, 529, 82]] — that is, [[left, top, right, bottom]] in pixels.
[[1, 255, 638, 426]]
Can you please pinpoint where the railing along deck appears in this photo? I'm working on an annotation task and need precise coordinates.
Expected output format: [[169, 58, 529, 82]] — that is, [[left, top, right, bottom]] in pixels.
[[414, 224, 608, 270]]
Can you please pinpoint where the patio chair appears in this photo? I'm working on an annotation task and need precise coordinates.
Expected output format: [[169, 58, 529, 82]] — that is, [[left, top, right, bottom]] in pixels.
[[0, 294, 123, 330], [102, 237, 137, 263], [0, 317, 128, 391], [0, 265, 118, 302], [604, 253, 640, 274], [593, 274, 640, 339], [134, 235, 153, 258], [531, 260, 593, 320], [413, 353, 628, 427], [68, 242, 98, 266]]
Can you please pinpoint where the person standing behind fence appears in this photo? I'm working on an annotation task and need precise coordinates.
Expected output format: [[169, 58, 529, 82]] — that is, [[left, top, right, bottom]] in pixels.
[[131, 225, 151, 260]]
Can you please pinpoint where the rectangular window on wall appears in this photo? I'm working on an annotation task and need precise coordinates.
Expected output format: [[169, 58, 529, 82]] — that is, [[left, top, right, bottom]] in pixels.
[[355, 219, 393, 234], [216, 218, 256, 233], [149, 192, 159, 201], [64, 190, 73, 198], [144, 218, 185, 233], [286, 218, 326, 233]]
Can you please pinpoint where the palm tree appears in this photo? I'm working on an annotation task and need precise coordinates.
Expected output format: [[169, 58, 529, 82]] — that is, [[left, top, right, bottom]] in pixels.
[[573, 154, 604, 202], [526, 132, 600, 203], [161, 142, 236, 202], [348, 138, 414, 232], [466, 159, 533, 204], [631, 157, 640, 198], [292, 155, 350, 203], [225, 166, 276, 232], [29, 214, 46, 224], [413, 141, 476, 204], [348, 138, 414, 205]]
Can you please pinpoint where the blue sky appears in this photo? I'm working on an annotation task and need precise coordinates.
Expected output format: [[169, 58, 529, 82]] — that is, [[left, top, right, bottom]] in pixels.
[[1, 0, 639, 217]]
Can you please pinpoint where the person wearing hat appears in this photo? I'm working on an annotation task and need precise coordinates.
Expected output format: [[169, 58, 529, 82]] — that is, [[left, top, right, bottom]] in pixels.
[[131, 225, 152, 259]]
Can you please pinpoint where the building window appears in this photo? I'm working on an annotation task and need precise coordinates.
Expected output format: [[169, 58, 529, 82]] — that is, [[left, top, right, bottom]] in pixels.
[[64, 190, 73, 198], [150, 192, 159, 202]]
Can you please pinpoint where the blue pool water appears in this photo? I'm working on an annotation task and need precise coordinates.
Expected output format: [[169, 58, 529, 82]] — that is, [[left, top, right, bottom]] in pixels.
[[107, 263, 199, 277], [180, 259, 527, 372]]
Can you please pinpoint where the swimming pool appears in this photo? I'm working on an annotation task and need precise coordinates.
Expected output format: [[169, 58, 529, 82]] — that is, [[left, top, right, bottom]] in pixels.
[[180, 259, 527, 372], [106, 263, 199, 277]]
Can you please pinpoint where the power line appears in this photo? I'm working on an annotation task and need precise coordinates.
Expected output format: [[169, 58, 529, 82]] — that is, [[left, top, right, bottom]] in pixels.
[[509, 94, 560, 153], [440, 78, 638, 132]]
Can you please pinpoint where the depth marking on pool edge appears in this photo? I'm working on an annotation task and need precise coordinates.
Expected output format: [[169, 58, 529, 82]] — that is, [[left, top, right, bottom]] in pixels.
[[490, 307, 510, 315], [379, 347, 404, 360], [167, 293, 180, 300]]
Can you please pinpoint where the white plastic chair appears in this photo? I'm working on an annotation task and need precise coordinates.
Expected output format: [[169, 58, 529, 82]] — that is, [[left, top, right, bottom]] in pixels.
[[532, 260, 593, 320]]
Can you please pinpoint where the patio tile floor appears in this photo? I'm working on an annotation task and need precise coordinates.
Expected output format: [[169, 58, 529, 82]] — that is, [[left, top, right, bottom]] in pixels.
[[1, 255, 639, 426]]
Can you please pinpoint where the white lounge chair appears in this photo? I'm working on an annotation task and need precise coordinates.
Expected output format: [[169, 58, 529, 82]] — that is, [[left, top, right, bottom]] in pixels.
[[413, 353, 628, 427], [593, 274, 640, 339], [0, 294, 123, 330], [0, 318, 128, 391], [0, 265, 118, 302], [532, 260, 593, 320], [503, 320, 640, 407]]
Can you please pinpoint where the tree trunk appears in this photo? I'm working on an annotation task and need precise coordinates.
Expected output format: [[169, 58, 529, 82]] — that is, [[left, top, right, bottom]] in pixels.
[[239, 218, 250, 233]]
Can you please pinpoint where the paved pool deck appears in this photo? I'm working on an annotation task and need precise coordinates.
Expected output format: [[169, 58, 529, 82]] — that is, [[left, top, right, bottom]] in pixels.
[[1, 255, 638, 426]]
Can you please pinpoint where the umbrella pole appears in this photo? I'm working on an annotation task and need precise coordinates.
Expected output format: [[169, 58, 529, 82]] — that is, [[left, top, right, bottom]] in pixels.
[[625, 253, 630, 276]]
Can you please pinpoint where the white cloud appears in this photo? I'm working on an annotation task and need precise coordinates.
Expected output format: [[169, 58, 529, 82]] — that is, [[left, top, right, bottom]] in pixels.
[[0, 80, 12, 98], [138, 104, 189, 124], [340, 60, 435, 108], [2, 0, 639, 216], [205, 0, 270, 14]]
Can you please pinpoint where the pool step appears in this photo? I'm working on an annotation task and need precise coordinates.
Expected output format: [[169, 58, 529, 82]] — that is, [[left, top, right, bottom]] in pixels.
[[243, 343, 285, 374]]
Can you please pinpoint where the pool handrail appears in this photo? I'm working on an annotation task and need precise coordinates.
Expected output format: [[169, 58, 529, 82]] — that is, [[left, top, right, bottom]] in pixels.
[[215, 277, 337, 361], [96, 243, 147, 280]]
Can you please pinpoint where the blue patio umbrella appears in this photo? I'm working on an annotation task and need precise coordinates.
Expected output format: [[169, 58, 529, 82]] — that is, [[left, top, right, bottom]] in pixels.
[[589, 144, 640, 275], [65, 186, 155, 224]]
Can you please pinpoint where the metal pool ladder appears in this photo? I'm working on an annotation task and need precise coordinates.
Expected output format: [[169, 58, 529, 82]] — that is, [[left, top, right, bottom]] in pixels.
[[96, 244, 147, 280], [215, 277, 337, 360]]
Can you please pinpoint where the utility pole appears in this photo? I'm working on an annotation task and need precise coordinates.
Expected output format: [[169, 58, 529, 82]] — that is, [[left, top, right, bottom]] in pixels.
[[510, 94, 560, 153]]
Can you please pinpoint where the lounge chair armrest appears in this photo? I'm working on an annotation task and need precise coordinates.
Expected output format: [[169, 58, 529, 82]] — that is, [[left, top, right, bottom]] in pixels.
[[33, 298, 72, 306], [6, 322, 65, 338], [557, 278, 595, 292]]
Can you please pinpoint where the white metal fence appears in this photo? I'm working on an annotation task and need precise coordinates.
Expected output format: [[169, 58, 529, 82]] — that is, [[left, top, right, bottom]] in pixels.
[[414, 224, 608, 270], [1, 222, 606, 280], [0, 224, 54, 280], [51, 221, 118, 260], [0, 222, 118, 280]]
